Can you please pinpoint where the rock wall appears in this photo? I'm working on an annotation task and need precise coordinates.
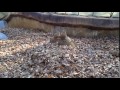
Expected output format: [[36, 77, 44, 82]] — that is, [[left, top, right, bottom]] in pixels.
[[5, 12, 119, 37]]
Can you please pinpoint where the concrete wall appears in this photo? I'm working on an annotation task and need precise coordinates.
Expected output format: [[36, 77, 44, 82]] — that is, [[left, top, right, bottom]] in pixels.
[[7, 16, 119, 38], [1, 12, 119, 20]]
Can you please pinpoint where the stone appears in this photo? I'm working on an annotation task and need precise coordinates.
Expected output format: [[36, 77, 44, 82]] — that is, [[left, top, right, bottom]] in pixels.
[[112, 12, 119, 18], [0, 21, 5, 29], [93, 12, 111, 17], [0, 32, 8, 40], [78, 12, 93, 16]]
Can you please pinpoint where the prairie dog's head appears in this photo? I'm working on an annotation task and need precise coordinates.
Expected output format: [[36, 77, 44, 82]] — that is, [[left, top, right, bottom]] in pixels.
[[54, 30, 67, 39]]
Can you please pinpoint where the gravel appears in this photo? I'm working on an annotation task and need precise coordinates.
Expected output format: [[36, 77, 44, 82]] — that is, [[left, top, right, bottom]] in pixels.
[[0, 28, 119, 78]]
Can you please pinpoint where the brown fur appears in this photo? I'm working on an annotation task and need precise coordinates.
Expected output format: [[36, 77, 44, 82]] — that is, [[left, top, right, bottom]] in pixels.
[[50, 31, 76, 48]]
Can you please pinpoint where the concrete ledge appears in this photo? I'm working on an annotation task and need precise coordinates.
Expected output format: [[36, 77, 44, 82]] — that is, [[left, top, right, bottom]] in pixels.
[[6, 12, 119, 30], [5, 12, 119, 37]]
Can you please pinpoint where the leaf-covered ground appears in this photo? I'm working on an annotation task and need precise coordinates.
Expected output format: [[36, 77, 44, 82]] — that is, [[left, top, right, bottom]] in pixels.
[[0, 28, 119, 78]]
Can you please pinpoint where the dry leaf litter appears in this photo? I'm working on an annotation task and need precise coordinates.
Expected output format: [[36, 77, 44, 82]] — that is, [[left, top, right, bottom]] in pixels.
[[0, 28, 119, 78]]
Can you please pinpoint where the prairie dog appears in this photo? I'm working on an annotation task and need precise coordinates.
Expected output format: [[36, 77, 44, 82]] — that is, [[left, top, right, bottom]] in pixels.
[[50, 30, 76, 48]]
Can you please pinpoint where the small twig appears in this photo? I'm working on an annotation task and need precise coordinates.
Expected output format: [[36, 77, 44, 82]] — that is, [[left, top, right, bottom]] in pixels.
[[92, 12, 94, 16], [110, 12, 114, 17]]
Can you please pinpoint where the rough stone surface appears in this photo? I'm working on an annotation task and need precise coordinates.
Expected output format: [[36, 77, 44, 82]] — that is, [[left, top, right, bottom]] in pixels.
[[0, 32, 8, 40]]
